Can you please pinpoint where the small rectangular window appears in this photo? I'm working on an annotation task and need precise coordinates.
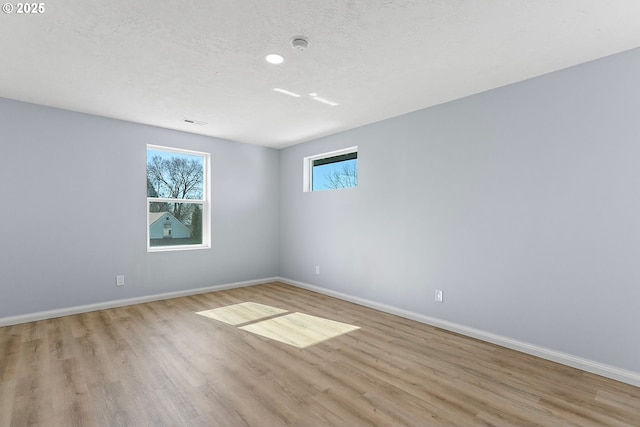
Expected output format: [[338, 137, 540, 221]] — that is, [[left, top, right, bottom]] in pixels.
[[147, 145, 210, 251], [303, 147, 358, 192]]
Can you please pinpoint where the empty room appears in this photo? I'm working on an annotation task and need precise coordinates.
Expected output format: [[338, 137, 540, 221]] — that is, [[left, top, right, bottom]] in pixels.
[[1, 1, 640, 426]]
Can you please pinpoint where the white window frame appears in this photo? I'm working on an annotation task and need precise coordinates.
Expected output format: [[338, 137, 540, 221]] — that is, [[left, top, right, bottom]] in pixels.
[[147, 144, 211, 252], [303, 146, 358, 192]]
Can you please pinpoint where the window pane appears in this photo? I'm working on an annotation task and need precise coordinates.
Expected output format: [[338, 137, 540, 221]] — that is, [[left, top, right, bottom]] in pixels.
[[147, 149, 204, 199], [149, 202, 203, 247], [312, 158, 358, 191]]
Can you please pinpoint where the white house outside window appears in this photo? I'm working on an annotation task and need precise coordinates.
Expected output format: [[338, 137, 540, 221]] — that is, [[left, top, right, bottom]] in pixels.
[[147, 145, 211, 251]]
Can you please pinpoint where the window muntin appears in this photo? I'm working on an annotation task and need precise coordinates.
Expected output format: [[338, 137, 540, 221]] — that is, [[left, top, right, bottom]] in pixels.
[[303, 147, 358, 192], [147, 145, 210, 251]]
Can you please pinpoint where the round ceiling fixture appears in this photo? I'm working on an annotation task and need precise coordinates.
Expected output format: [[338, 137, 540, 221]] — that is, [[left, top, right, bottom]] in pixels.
[[291, 36, 309, 51], [265, 53, 284, 64]]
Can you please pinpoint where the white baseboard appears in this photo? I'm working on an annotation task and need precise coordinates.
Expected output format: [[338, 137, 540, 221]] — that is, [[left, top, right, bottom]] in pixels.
[[0, 277, 278, 327], [277, 276, 640, 388]]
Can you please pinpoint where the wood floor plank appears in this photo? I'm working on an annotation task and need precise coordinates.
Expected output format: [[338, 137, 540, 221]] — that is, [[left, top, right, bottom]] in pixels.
[[0, 281, 639, 426], [11, 339, 53, 426], [48, 357, 97, 427], [0, 380, 16, 427], [0, 335, 21, 383], [20, 321, 47, 343]]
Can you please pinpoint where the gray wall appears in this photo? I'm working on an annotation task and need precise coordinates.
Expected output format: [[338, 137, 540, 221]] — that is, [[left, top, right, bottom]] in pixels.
[[0, 98, 280, 318], [279, 48, 640, 374]]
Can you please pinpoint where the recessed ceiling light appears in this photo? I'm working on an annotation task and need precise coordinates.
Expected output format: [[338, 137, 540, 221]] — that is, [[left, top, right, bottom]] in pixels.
[[265, 53, 284, 64], [273, 88, 301, 98]]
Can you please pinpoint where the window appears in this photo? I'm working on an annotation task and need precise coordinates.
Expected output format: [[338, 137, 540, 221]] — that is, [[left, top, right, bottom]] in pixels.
[[303, 146, 358, 192], [147, 145, 210, 251]]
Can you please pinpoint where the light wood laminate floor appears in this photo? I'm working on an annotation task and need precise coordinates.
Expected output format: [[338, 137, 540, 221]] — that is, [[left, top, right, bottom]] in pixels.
[[1, 282, 638, 426]]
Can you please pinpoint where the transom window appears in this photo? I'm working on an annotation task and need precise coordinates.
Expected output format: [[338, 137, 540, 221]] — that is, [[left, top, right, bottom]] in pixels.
[[147, 145, 210, 251], [303, 147, 358, 192]]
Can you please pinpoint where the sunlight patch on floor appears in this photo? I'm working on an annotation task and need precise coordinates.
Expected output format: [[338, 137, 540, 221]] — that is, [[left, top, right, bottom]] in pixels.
[[196, 302, 287, 325], [197, 303, 360, 348], [239, 312, 360, 348]]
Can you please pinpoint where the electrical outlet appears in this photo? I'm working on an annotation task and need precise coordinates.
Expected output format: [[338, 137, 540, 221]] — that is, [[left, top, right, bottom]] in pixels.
[[116, 275, 125, 286], [315, 265, 320, 275], [435, 289, 443, 303]]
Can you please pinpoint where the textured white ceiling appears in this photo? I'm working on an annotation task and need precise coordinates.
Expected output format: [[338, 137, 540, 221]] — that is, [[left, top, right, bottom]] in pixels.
[[1, 1, 639, 148]]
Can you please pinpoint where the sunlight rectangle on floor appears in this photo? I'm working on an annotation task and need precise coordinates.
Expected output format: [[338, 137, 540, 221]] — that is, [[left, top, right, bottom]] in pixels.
[[196, 302, 287, 325], [239, 312, 360, 348]]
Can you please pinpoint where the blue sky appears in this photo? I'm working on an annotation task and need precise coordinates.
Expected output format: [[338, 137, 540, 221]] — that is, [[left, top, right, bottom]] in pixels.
[[312, 159, 358, 191], [147, 148, 203, 165]]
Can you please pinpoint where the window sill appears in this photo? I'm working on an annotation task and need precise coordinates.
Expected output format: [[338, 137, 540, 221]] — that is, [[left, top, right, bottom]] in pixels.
[[147, 244, 211, 253]]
